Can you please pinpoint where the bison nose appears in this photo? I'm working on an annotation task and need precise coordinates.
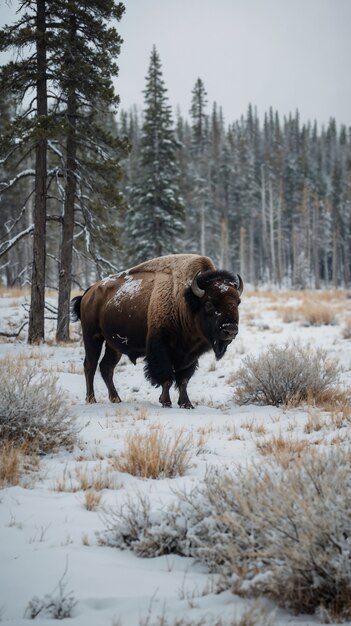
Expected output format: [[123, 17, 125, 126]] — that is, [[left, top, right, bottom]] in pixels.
[[220, 323, 238, 340]]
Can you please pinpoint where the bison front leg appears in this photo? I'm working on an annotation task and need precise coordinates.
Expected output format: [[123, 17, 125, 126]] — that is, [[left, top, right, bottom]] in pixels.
[[175, 362, 198, 409], [144, 333, 174, 408], [159, 380, 172, 407]]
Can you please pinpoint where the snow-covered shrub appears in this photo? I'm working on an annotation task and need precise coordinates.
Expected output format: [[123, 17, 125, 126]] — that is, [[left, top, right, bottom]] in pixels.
[[233, 343, 340, 406], [24, 576, 77, 619], [0, 354, 76, 452], [98, 494, 191, 557], [198, 449, 351, 620], [100, 448, 351, 620], [112, 425, 193, 478]]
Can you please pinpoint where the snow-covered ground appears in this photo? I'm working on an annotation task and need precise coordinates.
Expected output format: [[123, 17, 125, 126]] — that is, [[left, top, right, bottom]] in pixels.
[[0, 287, 350, 626]]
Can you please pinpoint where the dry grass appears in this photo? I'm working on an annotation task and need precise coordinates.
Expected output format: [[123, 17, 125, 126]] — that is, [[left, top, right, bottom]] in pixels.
[[54, 462, 119, 492], [84, 490, 102, 511], [111, 425, 193, 478], [0, 441, 40, 488], [0, 442, 25, 487], [298, 301, 336, 326], [256, 433, 311, 467], [304, 411, 326, 434], [240, 418, 267, 436], [342, 317, 351, 339]]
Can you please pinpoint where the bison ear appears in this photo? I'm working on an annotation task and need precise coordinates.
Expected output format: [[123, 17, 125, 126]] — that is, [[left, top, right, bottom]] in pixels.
[[234, 274, 244, 295]]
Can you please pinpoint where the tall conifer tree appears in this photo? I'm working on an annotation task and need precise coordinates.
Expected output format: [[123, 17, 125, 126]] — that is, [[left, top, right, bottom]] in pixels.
[[125, 46, 184, 264]]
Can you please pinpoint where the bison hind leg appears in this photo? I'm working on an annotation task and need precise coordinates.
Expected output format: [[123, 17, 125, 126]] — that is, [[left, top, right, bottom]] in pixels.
[[99, 343, 122, 403]]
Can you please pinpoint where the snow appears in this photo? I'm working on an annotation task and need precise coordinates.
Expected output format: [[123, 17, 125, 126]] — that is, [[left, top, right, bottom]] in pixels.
[[0, 287, 350, 625], [108, 275, 143, 308]]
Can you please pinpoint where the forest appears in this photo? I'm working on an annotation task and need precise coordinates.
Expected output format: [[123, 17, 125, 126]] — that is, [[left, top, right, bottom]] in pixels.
[[0, 2, 351, 344]]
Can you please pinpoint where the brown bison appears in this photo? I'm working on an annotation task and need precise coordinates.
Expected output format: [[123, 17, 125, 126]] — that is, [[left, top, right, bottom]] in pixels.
[[70, 254, 243, 408]]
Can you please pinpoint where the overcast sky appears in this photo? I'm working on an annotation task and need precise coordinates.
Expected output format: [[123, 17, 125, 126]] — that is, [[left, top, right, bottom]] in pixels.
[[117, 0, 351, 128], [2, 0, 350, 128]]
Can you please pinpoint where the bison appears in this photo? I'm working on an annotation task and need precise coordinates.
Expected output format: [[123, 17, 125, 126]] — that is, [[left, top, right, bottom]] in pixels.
[[70, 254, 243, 408]]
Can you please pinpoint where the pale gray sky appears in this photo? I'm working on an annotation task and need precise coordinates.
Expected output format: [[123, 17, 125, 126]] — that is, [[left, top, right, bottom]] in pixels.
[[117, 0, 351, 127], [2, 0, 350, 127]]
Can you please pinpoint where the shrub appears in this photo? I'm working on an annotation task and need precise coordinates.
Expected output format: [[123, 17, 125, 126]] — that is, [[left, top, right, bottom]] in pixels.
[[24, 572, 77, 620], [196, 449, 351, 620], [0, 354, 76, 453], [100, 448, 351, 621], [111, 425, 193, 478], [233, 343, 340, 406]]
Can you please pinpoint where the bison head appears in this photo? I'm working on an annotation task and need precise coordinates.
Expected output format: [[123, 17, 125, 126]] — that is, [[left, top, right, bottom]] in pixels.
[[185, 269, 243, 359]]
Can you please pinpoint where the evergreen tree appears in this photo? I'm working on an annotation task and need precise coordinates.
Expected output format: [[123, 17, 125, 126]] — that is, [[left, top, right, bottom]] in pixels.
[[0, 0, 128, 342], [124, 46, 184, 264], [189, 78, 209, 255]]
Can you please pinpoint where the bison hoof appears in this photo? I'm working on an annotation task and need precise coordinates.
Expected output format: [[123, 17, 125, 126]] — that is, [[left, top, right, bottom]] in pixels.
[[161, 401, 172, 408], [110, 396, 122, 403], [179, 401, 194, 409], [86, 395, 97, 404]]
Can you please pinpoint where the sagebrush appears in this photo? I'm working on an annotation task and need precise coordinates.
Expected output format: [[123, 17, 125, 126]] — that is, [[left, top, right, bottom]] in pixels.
[[0, 354, 76, 452], [233, 343, 340, 406], [100, 447, 351, 620]]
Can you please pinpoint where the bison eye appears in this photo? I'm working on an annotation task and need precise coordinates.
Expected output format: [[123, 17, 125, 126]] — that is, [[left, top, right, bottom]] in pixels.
[[205, 301, 215, 314]]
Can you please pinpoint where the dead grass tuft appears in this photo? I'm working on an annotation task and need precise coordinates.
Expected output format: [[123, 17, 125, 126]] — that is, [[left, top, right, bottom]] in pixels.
[[0, 442, 25, 487], [111, 425, 193, 478], [298, 302, 336, 326], [84, 490, 102, 511], [256, 434, 311, 467], [0, 441, 39, 488]]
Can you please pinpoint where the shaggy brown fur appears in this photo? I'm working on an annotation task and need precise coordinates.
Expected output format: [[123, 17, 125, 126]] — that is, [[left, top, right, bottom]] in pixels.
[[71, 254, 243, 408]]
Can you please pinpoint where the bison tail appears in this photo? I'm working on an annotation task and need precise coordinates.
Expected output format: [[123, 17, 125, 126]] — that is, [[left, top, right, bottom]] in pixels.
[[70, 295, 82, 322]]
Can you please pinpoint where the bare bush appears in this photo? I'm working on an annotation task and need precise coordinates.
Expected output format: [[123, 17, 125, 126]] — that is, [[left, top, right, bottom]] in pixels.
[[233, 343, 340, 406], [111, 425, 193, 478], [196, 449, 351, 620], [24, 569, 77, 620], [0, 355, 76, 453], [100, 447, 351, 620]]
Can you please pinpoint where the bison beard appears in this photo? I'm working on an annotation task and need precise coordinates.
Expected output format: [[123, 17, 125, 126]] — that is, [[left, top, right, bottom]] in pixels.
[[70, 254, 243, 409]]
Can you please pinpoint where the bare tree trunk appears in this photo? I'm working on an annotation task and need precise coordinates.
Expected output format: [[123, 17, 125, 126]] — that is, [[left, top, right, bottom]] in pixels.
[[332, 230, 338, 288], [220, 216, 229, 269], [28, 0, 47, 344], [200, 204, 206, 256], [313, 197, 320, 289], [276, 183, 283, 287], [240, 225, 246, 281], [56, 15, 78, 342], [260, 165, 268, 277], [268, 179, 276, 283]]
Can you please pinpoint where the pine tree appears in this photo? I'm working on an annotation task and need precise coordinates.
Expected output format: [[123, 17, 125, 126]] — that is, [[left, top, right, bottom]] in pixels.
[[51, 0, 127, 341], [124, 46, 184, 264], [189, 78, 209, 255], [0, 0, 128, 342]]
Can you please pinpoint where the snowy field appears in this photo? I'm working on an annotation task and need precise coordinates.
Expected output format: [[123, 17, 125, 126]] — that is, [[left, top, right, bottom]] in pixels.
[[0, 287, 351, 626]]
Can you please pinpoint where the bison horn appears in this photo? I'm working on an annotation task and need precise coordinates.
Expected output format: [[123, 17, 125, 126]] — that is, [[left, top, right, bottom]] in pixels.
[[191, 271, 205, 298], [234, 274, 244, 295]]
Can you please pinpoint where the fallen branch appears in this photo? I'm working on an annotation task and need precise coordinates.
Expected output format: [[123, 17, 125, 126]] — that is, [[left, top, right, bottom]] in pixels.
[[0, 320, 28, 338]]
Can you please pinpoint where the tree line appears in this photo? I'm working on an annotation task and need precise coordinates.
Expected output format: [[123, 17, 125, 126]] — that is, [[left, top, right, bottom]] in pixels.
[[118, 51, 351, 289], [1, 16, 350, 344]]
